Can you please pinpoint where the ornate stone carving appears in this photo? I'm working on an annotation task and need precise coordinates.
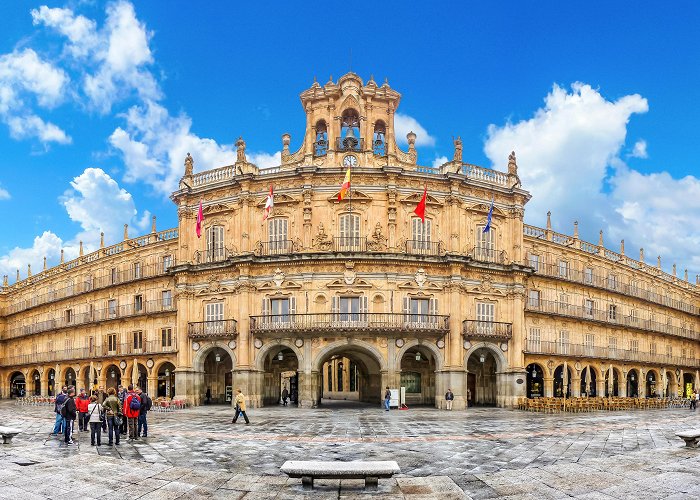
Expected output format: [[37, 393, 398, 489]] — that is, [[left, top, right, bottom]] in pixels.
[[313, 223, 333, 251], [273, 268, 285, 287], [184, 152, 193, 176], [453, 136, 463, 162], [366, 222, 387, 251], [415, 268, 427, 288]]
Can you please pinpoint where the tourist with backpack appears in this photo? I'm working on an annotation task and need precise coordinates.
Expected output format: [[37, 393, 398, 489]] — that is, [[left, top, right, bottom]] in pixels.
[[87, 395, 103, 446], [102, 387, 122, 446], [62, 387, 77, 444], [123, 384, 141, 440], [136, 387, 151, 438], [51, 386, 68, 436]]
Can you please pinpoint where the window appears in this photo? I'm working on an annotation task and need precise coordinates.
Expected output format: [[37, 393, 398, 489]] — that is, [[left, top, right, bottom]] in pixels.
[[476, 302, 495, 334], [162, 290, 172, 308], [403, 297, 438, 325], [48, 286, 56, 300], [337, 363, 343, 392], [349, 361, 358, 392], [268, 219, 289, 253], [64, 338, 72, 351], [133, 330, 143, 351], [84, 275, 92, 292], [64, 309, 72, 324], [88, 336, 95, 354], [162, 255, 172, 272], [557, 330, 570, 355], [584, 268, 593, 285], [206, 225, 225, 260], [584, 299, 594, 317], [528, 290, 540, 308], [108, 299, 117, 318], [608, 336, 617, 354], [528, 254, 540, 271], [629, 339, 639, 352], [161, 328, 173, 348], [327, 365, 332, 391], [666, 344, 672, 358], [529, 328, 541, 352], [133, 262, 142, 279], [650, 342, 657, 356], [264, 297, 296, 323], [682, 348, 687, 360], [205, 302, 224, 334], [607, 273, 617, 290], [476, 227, 495, 260], [558, 260, 569, 278], [585, 333, 595, 353], [558, 294, 569, 312], [339, 214, 360, 250], [629, 309, 638, 323], [630, 281, 639, 297], [400, 372, 422, 393], [134, 295, 143, 313], [66, 280, 74, 296], [338, 296, 360, 322], [107, 333, 117, 353], [608, 304, 617, 321], [110, 267, 118, 285], [411, 218, 432, 250]]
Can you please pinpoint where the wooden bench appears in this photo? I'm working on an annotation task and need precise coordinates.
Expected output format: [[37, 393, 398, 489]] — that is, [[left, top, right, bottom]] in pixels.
[[0, 426, 21, 444], [280, 460, 400, 489], [676, 430, 700, 448]]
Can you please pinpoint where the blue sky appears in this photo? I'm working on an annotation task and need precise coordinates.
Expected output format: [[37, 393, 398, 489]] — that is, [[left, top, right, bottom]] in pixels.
[[1, 1, 699, 282]]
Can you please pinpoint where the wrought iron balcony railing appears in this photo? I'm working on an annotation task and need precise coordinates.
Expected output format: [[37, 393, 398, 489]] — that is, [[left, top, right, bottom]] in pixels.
[[333, 237, 367, 253], [187, 319, 238, 339], [336, 137, 364, 152], [405, 240, 444, 256], [314, 139, 328, 156], [462, 320, 513, 340], [254, 240, 299, 256], [470, 246, 506, 264], [250, 313, 450, 337], [193, 246, 232, 264]]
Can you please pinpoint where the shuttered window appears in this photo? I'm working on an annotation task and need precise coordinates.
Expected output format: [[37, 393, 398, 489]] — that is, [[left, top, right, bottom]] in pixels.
[[333, 296, 367, 322], [339, 214, 360, 250], [262, 297, 296, 324], [206, 225, 225, 261], [205, 302, 224, 334], [268, 218, 288, 252], [411, 218, 431, 250]]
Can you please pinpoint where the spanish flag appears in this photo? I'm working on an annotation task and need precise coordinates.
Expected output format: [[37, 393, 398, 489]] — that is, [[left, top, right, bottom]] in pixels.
[[338, 168, 351, 201]]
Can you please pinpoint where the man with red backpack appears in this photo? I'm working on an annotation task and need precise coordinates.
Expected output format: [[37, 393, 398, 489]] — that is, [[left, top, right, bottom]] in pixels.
[[122, 384, 141, 441]]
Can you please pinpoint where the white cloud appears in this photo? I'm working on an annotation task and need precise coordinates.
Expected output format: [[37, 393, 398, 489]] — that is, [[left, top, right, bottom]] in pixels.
[[0, 185, 10, 200], [395, 113, 436, 147], [31, 6, 98, 59], [484, 82, 700, 275], [0, 231, 64, 280], [432, 156, 448, 168], [7, 114, 71, 144], [630, 139, 648, 159], [250, 151, 282, 170]]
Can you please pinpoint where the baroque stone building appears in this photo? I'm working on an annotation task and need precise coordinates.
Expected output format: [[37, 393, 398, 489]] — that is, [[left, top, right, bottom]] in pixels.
[[0, 72, 698, 408]]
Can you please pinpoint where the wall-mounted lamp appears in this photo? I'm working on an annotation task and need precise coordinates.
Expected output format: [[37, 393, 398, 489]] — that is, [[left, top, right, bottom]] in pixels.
[[49, 372, 54, 380], [479, 353, 485, 363], [277, 352, 284, 361], [110, 370, 116, 378], [215, 352, 221, 362], [338, 361, 344, 369], [34, 374, 39, 380], [415, 352, 421, 361], [165, 369, 170, 376]]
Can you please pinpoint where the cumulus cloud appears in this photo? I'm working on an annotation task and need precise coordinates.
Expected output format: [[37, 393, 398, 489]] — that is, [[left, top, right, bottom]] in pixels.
[[0, 231, 64, 280], [7, 115, 71, 144], [0, 184, 10, 200], [432, 156, 449, 168], [484, 82, 699, 275], [395, 113, 436, 147], [630, 139, 648, 159]]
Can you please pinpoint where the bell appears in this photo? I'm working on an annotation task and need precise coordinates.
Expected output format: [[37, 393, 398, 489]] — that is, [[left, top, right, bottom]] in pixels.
[[345, 125, 356, 139]]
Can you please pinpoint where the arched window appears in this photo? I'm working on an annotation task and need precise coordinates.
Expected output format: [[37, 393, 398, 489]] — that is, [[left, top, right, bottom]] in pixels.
[[373, 121, 386, 156], [339, 109, 360, 151], [206, 225, 225, 262], [314, 120, 328, 156], [338, 213, 360, 251]]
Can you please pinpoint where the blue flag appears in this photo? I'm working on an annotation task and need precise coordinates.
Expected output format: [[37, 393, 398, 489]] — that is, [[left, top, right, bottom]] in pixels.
[[483, 197, 494, 233]]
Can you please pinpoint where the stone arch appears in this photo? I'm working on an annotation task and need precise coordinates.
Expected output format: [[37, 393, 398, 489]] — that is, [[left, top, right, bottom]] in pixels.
[[312, 339, 387, 373], [255, 340, 304, 372], [152, 357, 178, 377], [463, 342, 508, 372], [193, 342, 238, 373], [395, 340, 444, 371]]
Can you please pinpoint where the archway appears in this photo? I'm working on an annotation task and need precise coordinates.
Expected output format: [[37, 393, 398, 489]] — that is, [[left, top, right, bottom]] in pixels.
[[683, 373, 695, 398], [467, 349, 498, 406], [47, 368, 56, 396], [627, 369, 639, 397], [605, 367, 620, 397], [202, 348, 233, 404], [665, 371, 677, 397], [157, 362, 176, 398], [646, 370, 658, 398], [553, 365, 572, 398], [314, 341, 385, 407], [64, 367, 77, 388], [398, 344, 438, 406], [104, 364, 121, 390], [526, 363, 544, 398], [30, 369, 41, 396], [9, 371, 25, 398], [261, 346, 300, 406], [580, 366, 597, 397], [135, 363, 148, 393]]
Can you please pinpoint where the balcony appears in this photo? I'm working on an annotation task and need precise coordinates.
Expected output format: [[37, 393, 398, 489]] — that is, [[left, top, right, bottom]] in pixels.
[[470, 246, 506, 264], [193, 246, 232, 264], [249, 313, 450, 338], [0, 340, 178, 367], [336, 137, 364, 152], [526, 299, 700, 342], [333, 237, 367, 253], [313, 139, 328, 156], [462, 320, 513, 341], [187, 319, 238, 339], [525, 340, 698, 368], [405, 240, 444, 256], [254, 240, 299, 257]]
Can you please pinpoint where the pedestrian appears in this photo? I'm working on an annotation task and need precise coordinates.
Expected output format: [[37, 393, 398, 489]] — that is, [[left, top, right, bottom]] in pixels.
[[232, 389, 250, 424], [384, 386, 391, 411], [102, 387, 122, 446], [62, 387, 77, 445], [445, 388, 454, 410], [96, 386, 106, 405], [467, 388, 472, 408], [123, 385, 141, 440], [691, 390, 698, 411], [281, 387, 289, 406], [76, 388, 90, 432], [87, 395, 103, 446], [51, 386, 68, 436], [136, 388, 151, 438], [117, 385, 127, 434]]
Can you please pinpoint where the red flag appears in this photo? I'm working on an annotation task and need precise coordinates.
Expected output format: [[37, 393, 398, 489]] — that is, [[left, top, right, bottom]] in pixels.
[[414, 186, 427, 222], [196, 200, 204, 238], [263, 185, 274, 221]]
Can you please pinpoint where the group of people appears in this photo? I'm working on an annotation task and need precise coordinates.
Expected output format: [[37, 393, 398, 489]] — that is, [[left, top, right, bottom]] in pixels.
[[51, 384, 152, 446]]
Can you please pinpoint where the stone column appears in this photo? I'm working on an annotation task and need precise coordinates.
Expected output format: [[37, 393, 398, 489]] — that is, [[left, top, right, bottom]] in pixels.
[[543, 376, 553, 397], [40, 370, 50, 397], [147, 376, 158, 398], [571, 376, 581, 397], [596, 377, 605, 398]]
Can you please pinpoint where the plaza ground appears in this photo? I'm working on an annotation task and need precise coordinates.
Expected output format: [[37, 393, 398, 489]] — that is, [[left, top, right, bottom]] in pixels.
[[0, 400, 699, 498]]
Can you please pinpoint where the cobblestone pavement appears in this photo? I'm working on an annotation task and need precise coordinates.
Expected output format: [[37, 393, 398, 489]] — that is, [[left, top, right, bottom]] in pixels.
[[0, 400, 699, 499]]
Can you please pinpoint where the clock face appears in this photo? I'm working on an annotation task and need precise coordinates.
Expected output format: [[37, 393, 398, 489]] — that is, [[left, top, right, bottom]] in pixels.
[[343, 155, 358, 167]]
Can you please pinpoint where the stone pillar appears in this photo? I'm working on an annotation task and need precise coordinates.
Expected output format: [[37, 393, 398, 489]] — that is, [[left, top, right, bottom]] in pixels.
[[596, 377, 605, 398], [543, 377, 553, 397], [498, 369, 527, 408], [147, 376, 158, 398], [298, 370, 318, 408], [571, 376, 581, 397], [40, 370, 50, 397]]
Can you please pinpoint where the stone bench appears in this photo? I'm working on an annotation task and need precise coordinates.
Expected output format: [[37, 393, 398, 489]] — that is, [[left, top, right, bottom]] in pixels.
[[0, 426, 21, 444], [280, 460, 400, 489], [676, 429, 700, 448]]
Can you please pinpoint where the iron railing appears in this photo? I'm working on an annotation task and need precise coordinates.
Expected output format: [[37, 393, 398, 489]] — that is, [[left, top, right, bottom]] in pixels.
[[254, 240, 299, 256], [336, 137, 364, 152], [333, 237, 367, 253], [193, 246, 232, 264], [470, 246, 506, 264], [187, 319, 238, 339], [405, 240, 443, 256], [250, 313, 450, 336], [313, 139, 328, 156], [462, 320, 513, 340]]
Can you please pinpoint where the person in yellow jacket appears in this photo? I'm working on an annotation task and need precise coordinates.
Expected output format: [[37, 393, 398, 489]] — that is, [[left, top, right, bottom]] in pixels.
[[231, 389, 250, 424]]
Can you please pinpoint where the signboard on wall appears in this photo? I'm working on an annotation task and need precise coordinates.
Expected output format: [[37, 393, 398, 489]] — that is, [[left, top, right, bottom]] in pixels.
[[225, 386, 233, 402], [390, 389, 399, 408]]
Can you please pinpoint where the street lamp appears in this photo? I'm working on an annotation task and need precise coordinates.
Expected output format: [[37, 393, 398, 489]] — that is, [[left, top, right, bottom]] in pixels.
[[479, 353, 485, 363], [415, 352, 421, 361], [277, 352, 283, 361], [215, 352, 221, 362]]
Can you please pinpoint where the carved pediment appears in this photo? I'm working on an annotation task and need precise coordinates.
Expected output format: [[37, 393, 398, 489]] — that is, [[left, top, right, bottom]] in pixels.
[[327, 189, 373, 203], [467, 202, 506, 217], [202, 203, 233, 215], [400, 192, 442, 206], [398, 280, 443, 291], [326, 278, 373, 289], [257, 280, 303, 291], [256, 193, 297, 207]]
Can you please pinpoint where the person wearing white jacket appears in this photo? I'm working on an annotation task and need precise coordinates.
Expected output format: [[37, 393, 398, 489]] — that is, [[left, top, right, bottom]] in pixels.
[[87, 396, 104, 446]]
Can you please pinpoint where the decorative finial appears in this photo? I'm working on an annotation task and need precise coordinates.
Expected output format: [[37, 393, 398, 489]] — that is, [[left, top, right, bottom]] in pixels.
[[598, 230, 604, 247], [640, 248, 644, 262], [184, 152, 193, 176], [406, 131, 416, 147], [16, 269, 19, 282], [43, 256, 47, 271], [100, 232, 104, 248], [384, 77, 389, 85], [2, 275, 7, 287], [151, 216, 157, 234], [508, 151, 518, 175], [60, 249, 64, 264], [672, 263, 677, 277], [573, 221, 579, 239], [620, 239, 625, 256], [697, 275, 699, 285], [657, 255, 661, 269], [546, 211, 552, 230], [79, 241, 84, 257], [281, 133, 291, 151], [684, 269, 688, 281], [123, 224, 129, 241], [452, 136, 463, 163], [27, 264, 31, 277], [235, 137, 247, 164]]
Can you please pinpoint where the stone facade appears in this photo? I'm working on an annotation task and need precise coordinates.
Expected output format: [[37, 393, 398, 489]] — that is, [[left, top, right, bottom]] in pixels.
[[0, 73, 697, 408]]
